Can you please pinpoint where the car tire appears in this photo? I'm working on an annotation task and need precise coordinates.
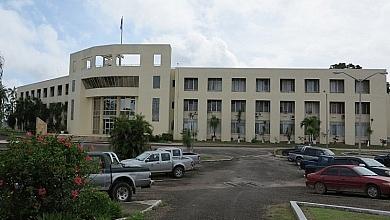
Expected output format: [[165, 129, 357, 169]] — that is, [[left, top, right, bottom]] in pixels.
[[173, 166, 184, 178], [296, 158, 303, 166], [366, 184, 381, 199], [111, 182, 133, 202], [314, 182, 327, 194]]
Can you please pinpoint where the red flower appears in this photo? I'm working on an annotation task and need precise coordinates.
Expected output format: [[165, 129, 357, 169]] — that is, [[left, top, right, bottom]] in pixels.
[[37, 135, 45, 142], [0, 179, 4, 187], [74, 176, 83, 186], [85, 155, 92, 161], [77, 144, 83, 152], [26, 131, 33, 137], [38, 187, 47, 197], [71, 190, 79, 200], [64, 142, 72, 148]]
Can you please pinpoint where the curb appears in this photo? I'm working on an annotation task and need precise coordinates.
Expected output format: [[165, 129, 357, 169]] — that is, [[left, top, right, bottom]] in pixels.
[[290, 201, 307, 220], [202, 156, 234, 162], [116, 200, 162, 220]]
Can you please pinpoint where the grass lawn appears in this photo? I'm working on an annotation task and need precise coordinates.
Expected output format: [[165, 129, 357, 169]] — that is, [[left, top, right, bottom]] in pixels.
[[303, 207, 390, 220], [264, 203, 295, 220]]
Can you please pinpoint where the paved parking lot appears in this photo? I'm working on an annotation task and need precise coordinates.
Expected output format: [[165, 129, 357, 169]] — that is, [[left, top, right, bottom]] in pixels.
[[132, 147, 390, 220]]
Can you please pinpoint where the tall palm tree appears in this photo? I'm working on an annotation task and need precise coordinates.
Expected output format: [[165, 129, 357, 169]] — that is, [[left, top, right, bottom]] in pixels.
[[0, 85, 9, 127], [300, 116, 321, 144], [209, 115, 220, 141]]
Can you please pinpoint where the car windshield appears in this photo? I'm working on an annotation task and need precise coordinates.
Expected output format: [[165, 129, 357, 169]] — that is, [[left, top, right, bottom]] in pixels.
[[136, 152, 150, 161], [323, 149, 335, 156], [360, 158, 384, 167], [353, 167, 378, 176]]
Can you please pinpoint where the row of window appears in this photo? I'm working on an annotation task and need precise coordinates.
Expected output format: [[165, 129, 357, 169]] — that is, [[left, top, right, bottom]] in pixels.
[[184, 78, 370, 94], [184, 99, 370, 115], [19, 80, 76, 99]]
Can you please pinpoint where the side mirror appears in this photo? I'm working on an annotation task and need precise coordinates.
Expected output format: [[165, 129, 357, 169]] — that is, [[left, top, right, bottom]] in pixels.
[[359, 163, 366, 167]]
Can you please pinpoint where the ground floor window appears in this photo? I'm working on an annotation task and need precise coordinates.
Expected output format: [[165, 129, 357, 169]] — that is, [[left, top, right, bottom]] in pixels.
[[280, 121, 294, 135], [103, 118, 115, 134], [255, 121, 270, 135], [231, 120, 245, 135], [330, 122, 345, 137], [355, 122, 370, 137]]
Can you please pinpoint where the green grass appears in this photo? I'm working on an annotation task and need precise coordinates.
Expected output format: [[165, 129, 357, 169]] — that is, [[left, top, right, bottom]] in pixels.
[[303, 207, 390, 220], [264, 203, 295, 220]]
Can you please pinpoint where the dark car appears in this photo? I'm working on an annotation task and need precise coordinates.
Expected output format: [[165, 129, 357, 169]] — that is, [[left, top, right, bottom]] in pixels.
[[288, 146, 335, 166], [375, 153, 390, 167], [281, 145, 304, 156], [306, 165, 390, 198], [303, 156, 390, 177]]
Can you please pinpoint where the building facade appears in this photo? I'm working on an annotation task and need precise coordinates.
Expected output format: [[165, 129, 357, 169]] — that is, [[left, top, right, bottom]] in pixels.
[[17, 44, 389, 145]]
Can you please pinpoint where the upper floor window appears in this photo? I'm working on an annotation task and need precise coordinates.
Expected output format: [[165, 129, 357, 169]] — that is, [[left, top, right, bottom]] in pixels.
[[31, 90, 35, 98], [207, 100, 222, 112], [280, 79, 295, 93], [65, 84, 69, 95], [355, 80, 369, 94], [256, 78, 270, 92], [72, 80, 76, 92], [280, 101, 295, 114], [154, 54, 161, 66], [43, 88, 47, 98], [330, 79, 344, 93], [305, 79, 319, 93], [117, 54, 141, 66], [255, 100, 270, 112], [20, 92, 24, 99], [184, 78, 198, 91], [50, 86, 55, 97], [184, 99, 198, 111], [208, 78, 222, 92], [26, 91, 29, 98], [231, 100, 246, 112], [37, 89, 41, 99], [305, 101, 320, 115], [153, 76, 160, 89], [232, 78, 246, 92], [57, 85, 62, 96], [330, 102, 345, 114], [152, 98, 160, 122], [355, 102, 370, 114]]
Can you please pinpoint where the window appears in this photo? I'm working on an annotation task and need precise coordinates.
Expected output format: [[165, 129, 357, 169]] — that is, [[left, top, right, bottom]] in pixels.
[[152, 98, 160, 122], [117, 54, 141, 66], [37, 89, 41, 98], [65, 84, 69, 95], [95, 55, 104, 67], [153, 76, 160, 89], [184, 78, 198, 91], [161, 153, 170, 161], [330, 122, 344, 136], [26, 91, 29, 98], [231, 100, 246, 112], [322, 167, 339, 176], [20, 92, 24, 99], [72, 60, 76, 72], [172, 102, 175, 109], [231, 120, 245, 135], [333, 159, 350, 165], [86, 59, 91, 69], [43, 88, 47, 98], [339, 168, 357, 177], [255, 121, 270, 135], [103, 97, 117, 116], [355, 122, 370, 137], [72, 80, 75, 92], [83, 76, 139, 89], [355, 102, 370, 114], [305, 79, 319, 93], [355, 80, 369, 94], [255, 101, 270, 113], [330, 79, 344, 93], [172, 149, 181, 157], [280, 121, 295, 135], [330, 102, 345, 114], [183, 118, 198, 132], [50, 87, 55, 97], [120, 97, 136, 117], [172, 80, 175, 87], [31, 90, 35, 98], [57, 85, 62, 96], [280, 101, 295, 114], [71, 99, 74, 120], [93, 97, 101, 134], [208, 78, 222, 91], [305, 101, 320, 115], [207, 100, 222, 112], [256, 78, 270, 92], [280, 79, 295, 93], [154, 54, 161, 66], [183, 99, 198, 111], [232, 78, 246, 92]]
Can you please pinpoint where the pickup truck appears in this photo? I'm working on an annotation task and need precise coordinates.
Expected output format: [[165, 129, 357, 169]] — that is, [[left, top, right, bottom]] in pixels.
[[121, 150, 194, 178], [88, 152, 152, 202], [157, 147, 201, 165], [374, 153, 390, 167], [303, 156, 390, 177], [282, 145, 305, 156], [288, 146, 335, 166]]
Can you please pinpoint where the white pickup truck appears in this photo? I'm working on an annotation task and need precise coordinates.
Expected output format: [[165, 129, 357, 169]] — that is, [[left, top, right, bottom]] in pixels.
[[157, 147, 201, 165], [121, 150, 194, 178]]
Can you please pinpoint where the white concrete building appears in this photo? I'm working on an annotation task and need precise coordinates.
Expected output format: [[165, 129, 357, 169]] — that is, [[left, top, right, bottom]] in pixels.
[[17, 44, 389, 146]]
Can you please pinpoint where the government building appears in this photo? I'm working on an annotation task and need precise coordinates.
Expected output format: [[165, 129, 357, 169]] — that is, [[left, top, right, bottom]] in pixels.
[[16, 44, 390, 146]]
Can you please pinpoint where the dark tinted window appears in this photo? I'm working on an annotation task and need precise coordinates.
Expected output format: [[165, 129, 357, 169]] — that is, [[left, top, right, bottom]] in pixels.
[[349, 159, 361, 165], [148, 154, 160, 162], [306, 148, 317, 156], [316, 150, 325, 156], [161, 153, 170, 161], [172, 150, 181, 157], [339, 167, 357, 176], [333, 159, 350, 165], [322, 167, 339, 176]]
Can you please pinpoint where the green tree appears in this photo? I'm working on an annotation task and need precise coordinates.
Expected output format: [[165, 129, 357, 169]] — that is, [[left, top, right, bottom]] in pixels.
[[237, 110, 243, 143], [181, 128, 193, 152], [110, 114, 153, 159], [14, 97, 49, 132], [209, 115, 220, 141], [300, 116, 321, 144], [0, 85, 8, 126], [48, 102, 66, 132]]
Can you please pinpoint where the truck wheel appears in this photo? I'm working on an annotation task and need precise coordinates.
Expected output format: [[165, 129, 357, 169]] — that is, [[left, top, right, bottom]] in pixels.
[[296, 158, 303, 166], [111, 182, 132, 202], [173, 166, 184, 178]]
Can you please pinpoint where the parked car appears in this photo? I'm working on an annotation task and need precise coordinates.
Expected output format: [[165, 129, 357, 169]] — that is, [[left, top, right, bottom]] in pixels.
[[303, 156, 390, 177], [282, 145, 305, 156], [288, 146, 335, 166], [306, 165, 390, 198], [157, 147, 201, 164], [88, 152, 152, 202], [375, 153, 390, 167], [121, 150, 194, 178]]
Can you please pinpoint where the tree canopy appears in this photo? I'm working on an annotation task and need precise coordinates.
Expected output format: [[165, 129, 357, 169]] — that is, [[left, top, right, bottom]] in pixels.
[[329, 63, 362, 69]]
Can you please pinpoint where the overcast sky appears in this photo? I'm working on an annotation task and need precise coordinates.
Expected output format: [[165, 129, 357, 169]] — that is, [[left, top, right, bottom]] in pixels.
[[1, 0, 389, 88]]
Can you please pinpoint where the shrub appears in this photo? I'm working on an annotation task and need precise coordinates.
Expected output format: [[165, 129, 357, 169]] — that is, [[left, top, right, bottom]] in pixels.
[[161, 133, 173, 141], [37, 213, 76, 220], [0, 135, 99, 220]]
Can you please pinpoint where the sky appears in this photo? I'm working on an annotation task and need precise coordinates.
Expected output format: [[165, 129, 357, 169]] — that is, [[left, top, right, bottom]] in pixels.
[[1, 0, 390, 88]]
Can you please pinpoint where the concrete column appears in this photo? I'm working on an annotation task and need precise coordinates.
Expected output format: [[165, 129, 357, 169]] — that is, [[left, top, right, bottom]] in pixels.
[[221, 99, 231, 141], [198, 97, 207, 141]]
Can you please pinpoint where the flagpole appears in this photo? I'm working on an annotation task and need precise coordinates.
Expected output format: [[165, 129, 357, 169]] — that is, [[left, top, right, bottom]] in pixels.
[[120, 16, 123, 44]]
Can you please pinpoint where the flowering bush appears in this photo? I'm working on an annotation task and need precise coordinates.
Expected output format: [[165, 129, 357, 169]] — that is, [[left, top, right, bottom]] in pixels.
[[0, 135, 99, 219]]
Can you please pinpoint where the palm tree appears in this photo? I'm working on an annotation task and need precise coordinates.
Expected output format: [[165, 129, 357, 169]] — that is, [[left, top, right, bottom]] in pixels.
[[300, 116, 321, 144], [181, 128, 193, 152], [209, 115, 220, 141], [237, 110, 243, 143], [0, 85, 9, 127]]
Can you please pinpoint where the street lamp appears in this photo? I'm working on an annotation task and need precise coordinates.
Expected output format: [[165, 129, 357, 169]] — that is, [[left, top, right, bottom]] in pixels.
[[333, 71, 387, 154], [323, 90, 329, 148]]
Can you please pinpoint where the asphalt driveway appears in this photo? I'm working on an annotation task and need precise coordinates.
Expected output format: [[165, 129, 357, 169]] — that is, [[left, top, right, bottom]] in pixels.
[[131, 147, 390, 220]]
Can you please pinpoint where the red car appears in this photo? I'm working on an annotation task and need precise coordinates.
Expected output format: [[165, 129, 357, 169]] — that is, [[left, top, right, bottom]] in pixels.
[[306, 165, 390, 198]]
